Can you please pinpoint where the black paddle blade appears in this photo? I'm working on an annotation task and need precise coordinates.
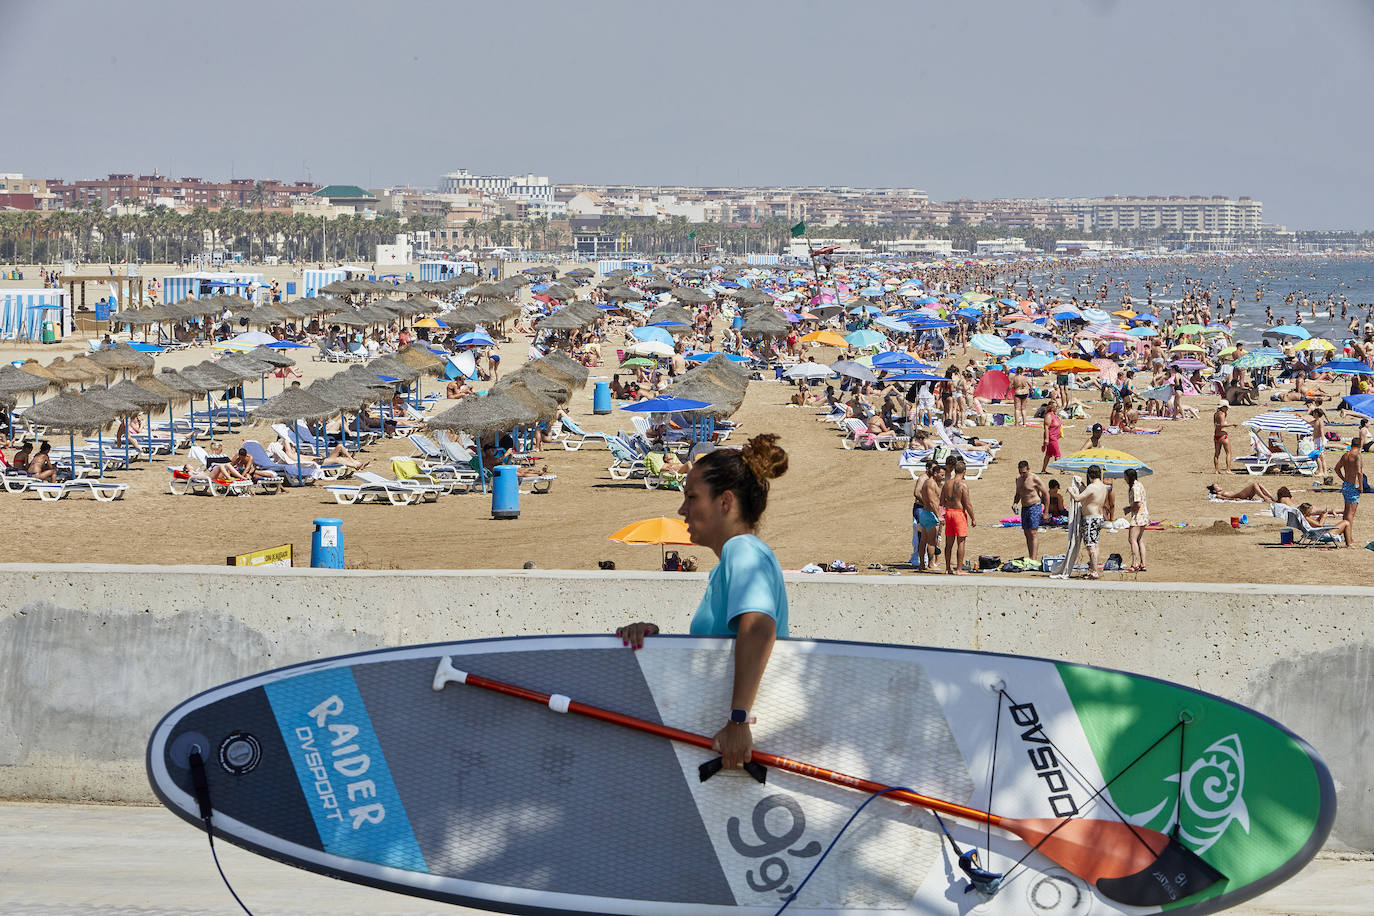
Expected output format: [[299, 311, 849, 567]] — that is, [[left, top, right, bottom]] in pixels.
[[698, 757, 768, 784], [1095, 835, 1226, 906]]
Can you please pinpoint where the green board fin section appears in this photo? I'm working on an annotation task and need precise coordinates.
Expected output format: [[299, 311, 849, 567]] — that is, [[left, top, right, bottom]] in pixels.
[[1056, 663, 1322, 911]]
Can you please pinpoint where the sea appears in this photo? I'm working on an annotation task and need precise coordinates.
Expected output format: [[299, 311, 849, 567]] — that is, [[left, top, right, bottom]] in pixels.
[[1014, 255, 1374, 346]]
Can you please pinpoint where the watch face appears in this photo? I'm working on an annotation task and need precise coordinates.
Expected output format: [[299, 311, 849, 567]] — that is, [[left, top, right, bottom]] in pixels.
[[730, 708, 748, 724]]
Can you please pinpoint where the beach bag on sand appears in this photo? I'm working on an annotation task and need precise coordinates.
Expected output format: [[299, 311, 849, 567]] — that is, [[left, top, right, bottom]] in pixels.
[[978, 555, 1001, 570], [1103, 553, 1123, 571]]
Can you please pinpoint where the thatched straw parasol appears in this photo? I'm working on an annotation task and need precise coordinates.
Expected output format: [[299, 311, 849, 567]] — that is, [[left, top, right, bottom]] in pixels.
[[107, 379, 170, 411], [393, 344, 447, 374], [306, 378, 371, 412], [183, 362, 242, 389], [540, 283, 577, 301], [244, 346, 297, 369], [366, 356, 421, 383], [425, 394, 539, 436], [42, 357, 97, 386], [604, 285, 644, 301], [18, 359, 64, 383], [22, 390, 118, 433], [488, 378, 561, 420], [157, 368, 209, 397], [0, 364, 56, 398], [672, 287, 713, 304], [528, 351, 589, 390], [495, 368, 571, 405], [534, 309, 586, 332], [86, 342, 155, 375], [249, 387, 339, 425]]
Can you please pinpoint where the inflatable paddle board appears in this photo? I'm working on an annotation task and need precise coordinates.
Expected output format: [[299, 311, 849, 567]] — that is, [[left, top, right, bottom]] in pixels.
[[148, 635, 1334, 915]]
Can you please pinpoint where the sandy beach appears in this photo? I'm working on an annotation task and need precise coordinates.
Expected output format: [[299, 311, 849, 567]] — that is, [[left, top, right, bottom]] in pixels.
[[2, 260, 1368, 584]]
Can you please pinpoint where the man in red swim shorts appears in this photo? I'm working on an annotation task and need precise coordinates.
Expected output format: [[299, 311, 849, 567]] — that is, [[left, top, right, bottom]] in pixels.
[[940, 457, 976, 574]]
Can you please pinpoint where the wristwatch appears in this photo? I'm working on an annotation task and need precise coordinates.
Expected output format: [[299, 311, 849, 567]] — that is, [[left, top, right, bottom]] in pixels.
[[729, 708, 750, 725]]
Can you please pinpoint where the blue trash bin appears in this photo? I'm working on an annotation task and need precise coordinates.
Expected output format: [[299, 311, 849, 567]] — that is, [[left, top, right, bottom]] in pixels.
[[593, 380, 612, 415], [491, 465, 520, 519], [311, 517, 344, 568]]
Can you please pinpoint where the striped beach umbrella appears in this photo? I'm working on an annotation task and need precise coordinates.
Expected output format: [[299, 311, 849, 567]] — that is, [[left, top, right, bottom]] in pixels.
[[1243, 412, 1313, 434], [971, 333, 1011, 356]]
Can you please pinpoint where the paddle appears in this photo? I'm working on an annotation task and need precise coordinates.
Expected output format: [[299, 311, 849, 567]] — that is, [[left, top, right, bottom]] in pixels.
[[431, 657, 1224, 907]]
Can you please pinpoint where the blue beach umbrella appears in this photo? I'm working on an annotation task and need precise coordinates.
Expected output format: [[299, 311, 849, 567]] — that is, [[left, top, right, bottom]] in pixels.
[[621, 396, 712, 414], [1322, 358, 1372, 375], [1126, 326, 1158, 338], [872, 351, 934, 371], [1269, 325, 1310, 340], [631, 326, 676, 346], [1340, 393, 1374, 418], [1014, 336, 1059, 353], [1006, 352, 1053, 370], [456, 331, 496, 347], [845, 329, 888, 348], [685, 352, 749, 363], [267, 340, 312, 349]]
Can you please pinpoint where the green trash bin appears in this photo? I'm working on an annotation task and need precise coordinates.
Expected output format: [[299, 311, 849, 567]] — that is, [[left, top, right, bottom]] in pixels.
[[41, 320, 55, 344]]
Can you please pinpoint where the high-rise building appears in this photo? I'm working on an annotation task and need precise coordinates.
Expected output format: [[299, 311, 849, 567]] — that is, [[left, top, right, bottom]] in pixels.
[[441, 169, 554, 206]]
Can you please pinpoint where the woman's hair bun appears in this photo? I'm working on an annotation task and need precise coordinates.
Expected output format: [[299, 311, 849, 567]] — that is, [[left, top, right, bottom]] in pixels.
[[740, 433, 788, 483]]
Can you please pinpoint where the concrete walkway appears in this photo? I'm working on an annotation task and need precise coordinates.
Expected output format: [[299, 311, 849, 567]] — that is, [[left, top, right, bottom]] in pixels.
[[0, 802, 1368, 915]]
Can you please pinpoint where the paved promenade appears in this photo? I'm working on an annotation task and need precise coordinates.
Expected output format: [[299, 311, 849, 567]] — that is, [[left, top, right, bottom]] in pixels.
[[0, 802, 1368, 915]]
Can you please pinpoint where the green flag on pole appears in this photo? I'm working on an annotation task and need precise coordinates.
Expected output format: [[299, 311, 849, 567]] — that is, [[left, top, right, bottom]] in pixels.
[[790, 221, 806, 238]]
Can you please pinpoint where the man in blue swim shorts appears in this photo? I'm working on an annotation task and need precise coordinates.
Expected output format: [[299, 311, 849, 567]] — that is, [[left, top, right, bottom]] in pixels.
[[1335, 441, 1362, 548], [910, 460, 945, 570], [1013, 460, 1050, 560]]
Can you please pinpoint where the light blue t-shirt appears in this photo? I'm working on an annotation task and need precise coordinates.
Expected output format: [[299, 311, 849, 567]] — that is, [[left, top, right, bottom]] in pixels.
[[689, 534, 788, 638]]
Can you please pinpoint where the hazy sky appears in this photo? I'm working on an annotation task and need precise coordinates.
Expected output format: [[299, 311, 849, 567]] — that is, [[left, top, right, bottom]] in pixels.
[[5, 0, 1374, 229]]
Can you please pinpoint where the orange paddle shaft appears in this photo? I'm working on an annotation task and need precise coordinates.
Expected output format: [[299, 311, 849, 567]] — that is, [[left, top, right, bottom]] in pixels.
[[433, 659, 1001, 828]]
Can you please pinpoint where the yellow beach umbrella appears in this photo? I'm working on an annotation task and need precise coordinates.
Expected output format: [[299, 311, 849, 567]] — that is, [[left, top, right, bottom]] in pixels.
[[413, 317, 445, 328], [801, 329, 850, 348], [1170, 343, 1205, 352], [1042, 358, 1100, 374], [1113, 309, 1138, 319], [1293, 337, 1335, 352]]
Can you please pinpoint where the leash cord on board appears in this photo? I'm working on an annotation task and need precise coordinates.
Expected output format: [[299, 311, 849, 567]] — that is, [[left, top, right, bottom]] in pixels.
[[771, 786, 1002, 915], [189, 750, 256, 916]]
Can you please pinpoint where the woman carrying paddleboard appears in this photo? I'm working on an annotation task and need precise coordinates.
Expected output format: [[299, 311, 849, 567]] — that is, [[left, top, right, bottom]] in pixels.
[[617, 433, 789, 772]]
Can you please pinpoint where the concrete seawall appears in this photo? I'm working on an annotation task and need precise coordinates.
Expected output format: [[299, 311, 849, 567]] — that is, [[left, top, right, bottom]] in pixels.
[[2, 564, 1370, 852]]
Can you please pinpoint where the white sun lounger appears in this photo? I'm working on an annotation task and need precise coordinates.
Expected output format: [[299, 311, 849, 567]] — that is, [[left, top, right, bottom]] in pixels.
[[31, 479, 128, 502]]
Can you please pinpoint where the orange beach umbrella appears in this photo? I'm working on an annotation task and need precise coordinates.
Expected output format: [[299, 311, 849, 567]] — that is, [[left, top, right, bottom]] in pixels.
[[1042, 358, 1099, 374], [609, 516, 694, 567]]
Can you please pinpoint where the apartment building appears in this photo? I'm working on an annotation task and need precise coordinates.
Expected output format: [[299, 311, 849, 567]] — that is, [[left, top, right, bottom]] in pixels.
[[1061, 196, 1263, 234], [47, 173, 320, 210]]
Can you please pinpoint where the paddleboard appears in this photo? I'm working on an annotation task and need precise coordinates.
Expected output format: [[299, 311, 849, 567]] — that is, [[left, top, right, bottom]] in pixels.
[[148, 635, 1334, 915]]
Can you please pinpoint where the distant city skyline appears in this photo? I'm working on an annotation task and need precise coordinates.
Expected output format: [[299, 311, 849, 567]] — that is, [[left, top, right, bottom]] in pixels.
[[4, 0, 1373, 229]]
